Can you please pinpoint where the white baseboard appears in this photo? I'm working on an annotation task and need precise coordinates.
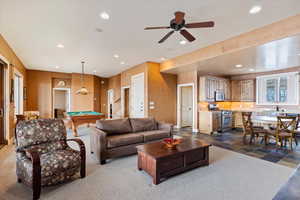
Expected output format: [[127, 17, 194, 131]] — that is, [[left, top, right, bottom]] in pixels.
[[192, 128, 199, 133], [174, 125, 180, 129]]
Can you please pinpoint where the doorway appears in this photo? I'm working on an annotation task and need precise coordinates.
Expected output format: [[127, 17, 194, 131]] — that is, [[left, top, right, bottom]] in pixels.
[[0, 62, 4, 146], [177, 83, 195, 130], [180, 86, 193, 127], [131, 73, 145, 118], [107, 89, 114, 119], [14, 72, 23, 115], [53, 88, 70, 118]]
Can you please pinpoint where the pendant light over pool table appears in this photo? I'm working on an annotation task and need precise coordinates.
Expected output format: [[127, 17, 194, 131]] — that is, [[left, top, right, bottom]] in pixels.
[[76, 61, 88, 95]]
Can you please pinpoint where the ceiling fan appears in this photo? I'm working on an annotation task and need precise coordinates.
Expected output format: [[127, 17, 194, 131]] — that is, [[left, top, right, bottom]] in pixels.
[[144, 11, 215, 43]]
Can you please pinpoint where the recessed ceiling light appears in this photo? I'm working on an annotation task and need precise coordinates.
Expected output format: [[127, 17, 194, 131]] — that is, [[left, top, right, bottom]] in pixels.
[[120, 61, 125, 65], [160, 57, 166, 61], [249, 68, 255, 72], [55, 66, 60, 69], [180, 40, 187, 45], [93, 70, 97, 73], [100, 12, 110, 20], [113, 54, 119, 58], [56, 44, 64, 48], [235, 64, 243, 68], [298, 53, 300, 56], [249, 5, 262, 14]]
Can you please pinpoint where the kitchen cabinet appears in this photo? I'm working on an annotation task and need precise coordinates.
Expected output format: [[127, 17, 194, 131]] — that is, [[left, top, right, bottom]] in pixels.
[[199, 111, 221, 134], [199, 76, 231, 102], [231, 79, 255, 102]]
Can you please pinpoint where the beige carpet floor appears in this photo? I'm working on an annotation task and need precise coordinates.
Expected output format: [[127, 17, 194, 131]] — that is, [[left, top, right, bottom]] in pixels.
[[0, 127, 295, 200]]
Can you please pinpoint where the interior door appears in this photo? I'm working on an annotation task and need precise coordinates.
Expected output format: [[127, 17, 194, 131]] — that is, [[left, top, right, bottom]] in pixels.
[[181, 86, 193, 127], [0, 63, 4, 144], [131, 73, 145, 118]]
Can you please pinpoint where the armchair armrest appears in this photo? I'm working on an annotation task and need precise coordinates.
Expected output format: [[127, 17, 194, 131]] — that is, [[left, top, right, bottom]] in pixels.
[[24, 149, 41, 194], [89, 127, 108, 164], [67, 138, 86, 178]]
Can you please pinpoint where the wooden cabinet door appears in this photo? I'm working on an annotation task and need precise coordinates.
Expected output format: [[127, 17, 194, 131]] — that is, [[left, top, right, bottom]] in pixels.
[[240, 80, 255, 101], [231, 80, 241, 101]]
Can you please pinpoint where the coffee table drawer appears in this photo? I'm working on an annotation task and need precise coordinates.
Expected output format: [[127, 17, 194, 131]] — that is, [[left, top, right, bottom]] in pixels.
[[158, 155, 184, 173], [185, 148, 206, 165]]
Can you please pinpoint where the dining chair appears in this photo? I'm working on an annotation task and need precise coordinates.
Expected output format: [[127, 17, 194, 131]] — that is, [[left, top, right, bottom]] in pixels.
[[241, 112, 269, 144], [273, 116, 298, 150]]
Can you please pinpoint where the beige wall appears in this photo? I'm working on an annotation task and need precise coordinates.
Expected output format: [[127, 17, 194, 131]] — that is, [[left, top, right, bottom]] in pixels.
[[0, 34, 27, 142]]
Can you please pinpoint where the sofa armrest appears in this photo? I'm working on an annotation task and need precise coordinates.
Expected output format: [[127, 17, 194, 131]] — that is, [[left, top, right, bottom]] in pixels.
[[90, 127, 107, 164], [158, 122, 173, 136]]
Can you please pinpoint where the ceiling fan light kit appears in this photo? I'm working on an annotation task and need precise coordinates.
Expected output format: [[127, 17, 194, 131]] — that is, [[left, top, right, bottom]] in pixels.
[[145, 11, 215, 43]]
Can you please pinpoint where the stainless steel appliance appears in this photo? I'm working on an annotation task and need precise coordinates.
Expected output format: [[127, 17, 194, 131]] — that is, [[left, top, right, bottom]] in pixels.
[[208, 103, 219, 111], [214, 90, 225, 102], [220, 110, 232, 132]]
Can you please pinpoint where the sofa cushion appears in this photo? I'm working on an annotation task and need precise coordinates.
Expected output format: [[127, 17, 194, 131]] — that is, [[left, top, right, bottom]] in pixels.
[[141, 130, 170, 142], [96, 119, 132, 135], [107, 133, 143, 148], [129, 118, 157, 133]]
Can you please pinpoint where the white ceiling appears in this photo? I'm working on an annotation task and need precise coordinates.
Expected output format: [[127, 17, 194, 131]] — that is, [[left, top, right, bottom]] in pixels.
[[1, 0, 300, 77], [166, 34, 300, 76]]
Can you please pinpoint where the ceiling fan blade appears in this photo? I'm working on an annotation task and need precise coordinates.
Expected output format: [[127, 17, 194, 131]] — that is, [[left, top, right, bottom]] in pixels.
[[158, 31, 175, 43], [175, 11, 185, 24], [144, 26, 170, 30], [180, 29, 196, 42], [185, 21, 215, 29]]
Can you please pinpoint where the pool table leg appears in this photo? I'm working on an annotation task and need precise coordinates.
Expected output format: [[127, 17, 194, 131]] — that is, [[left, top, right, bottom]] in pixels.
[[72, 122, 79, 137]]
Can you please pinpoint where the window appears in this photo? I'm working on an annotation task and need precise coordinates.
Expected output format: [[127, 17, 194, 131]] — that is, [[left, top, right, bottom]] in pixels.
[[256, 72, 299, 105]]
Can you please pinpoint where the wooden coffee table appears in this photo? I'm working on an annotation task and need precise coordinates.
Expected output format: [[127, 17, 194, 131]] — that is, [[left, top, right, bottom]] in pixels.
[[136, 138, 211, 185]]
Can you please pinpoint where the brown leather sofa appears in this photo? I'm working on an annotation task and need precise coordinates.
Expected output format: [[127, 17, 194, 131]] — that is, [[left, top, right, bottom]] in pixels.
[[90, 118, 173, 164]]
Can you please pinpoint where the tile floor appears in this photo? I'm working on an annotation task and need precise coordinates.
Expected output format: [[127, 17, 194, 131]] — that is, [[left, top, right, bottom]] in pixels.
[[174, 128, 300, 168]]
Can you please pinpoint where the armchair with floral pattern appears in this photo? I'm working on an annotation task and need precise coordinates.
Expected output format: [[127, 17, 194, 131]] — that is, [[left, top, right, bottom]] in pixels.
[[15, 119, 86, 200]]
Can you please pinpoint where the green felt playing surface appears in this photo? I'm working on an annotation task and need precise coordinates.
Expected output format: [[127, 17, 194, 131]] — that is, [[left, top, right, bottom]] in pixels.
[[67, 111, 104, 116]]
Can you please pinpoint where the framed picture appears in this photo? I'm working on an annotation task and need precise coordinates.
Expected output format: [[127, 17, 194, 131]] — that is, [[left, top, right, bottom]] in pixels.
[[23, 87, 27, 100], [10, 79, 14, 103]]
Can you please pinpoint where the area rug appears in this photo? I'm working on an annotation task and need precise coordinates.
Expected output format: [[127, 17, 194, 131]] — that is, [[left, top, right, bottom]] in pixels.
[[0, 128, 294, 200]]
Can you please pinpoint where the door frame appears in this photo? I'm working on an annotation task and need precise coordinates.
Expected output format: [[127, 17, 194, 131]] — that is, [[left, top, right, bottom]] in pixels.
[[121, 86, 130, 118], [52, 88, 71, 117], [177, 83, 195, 131], [0, 54, 10, 144], [107, 89, 114, 119], [131, 73, 145, 118], [14, 68, 24, 115]]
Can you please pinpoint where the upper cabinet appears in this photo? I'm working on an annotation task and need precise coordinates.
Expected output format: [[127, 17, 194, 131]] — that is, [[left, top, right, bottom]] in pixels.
[[231, 79, 255, 102], [199, 76, 231, 102]]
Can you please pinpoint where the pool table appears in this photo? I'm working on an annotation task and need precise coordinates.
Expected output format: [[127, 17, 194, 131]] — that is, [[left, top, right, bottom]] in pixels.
[[65, 111, 105, 137]]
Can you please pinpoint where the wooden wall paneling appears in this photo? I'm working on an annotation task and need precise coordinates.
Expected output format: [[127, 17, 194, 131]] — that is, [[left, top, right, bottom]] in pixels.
[[147, 62, 177, 124], [99, 78, 108, 116], [108, 74, 121, 118], [0, 34, 27, 142], [71, 73, 95, 112], [93, 76, 101, 112], [27, 70, 52, 118]]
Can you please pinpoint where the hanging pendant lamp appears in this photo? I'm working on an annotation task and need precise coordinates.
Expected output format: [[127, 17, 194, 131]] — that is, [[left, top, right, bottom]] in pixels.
[[76, 61, 88, 95]]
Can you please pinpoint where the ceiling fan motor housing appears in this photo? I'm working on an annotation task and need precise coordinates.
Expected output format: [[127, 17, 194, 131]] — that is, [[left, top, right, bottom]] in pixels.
[[170, 19, 185, 31]]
